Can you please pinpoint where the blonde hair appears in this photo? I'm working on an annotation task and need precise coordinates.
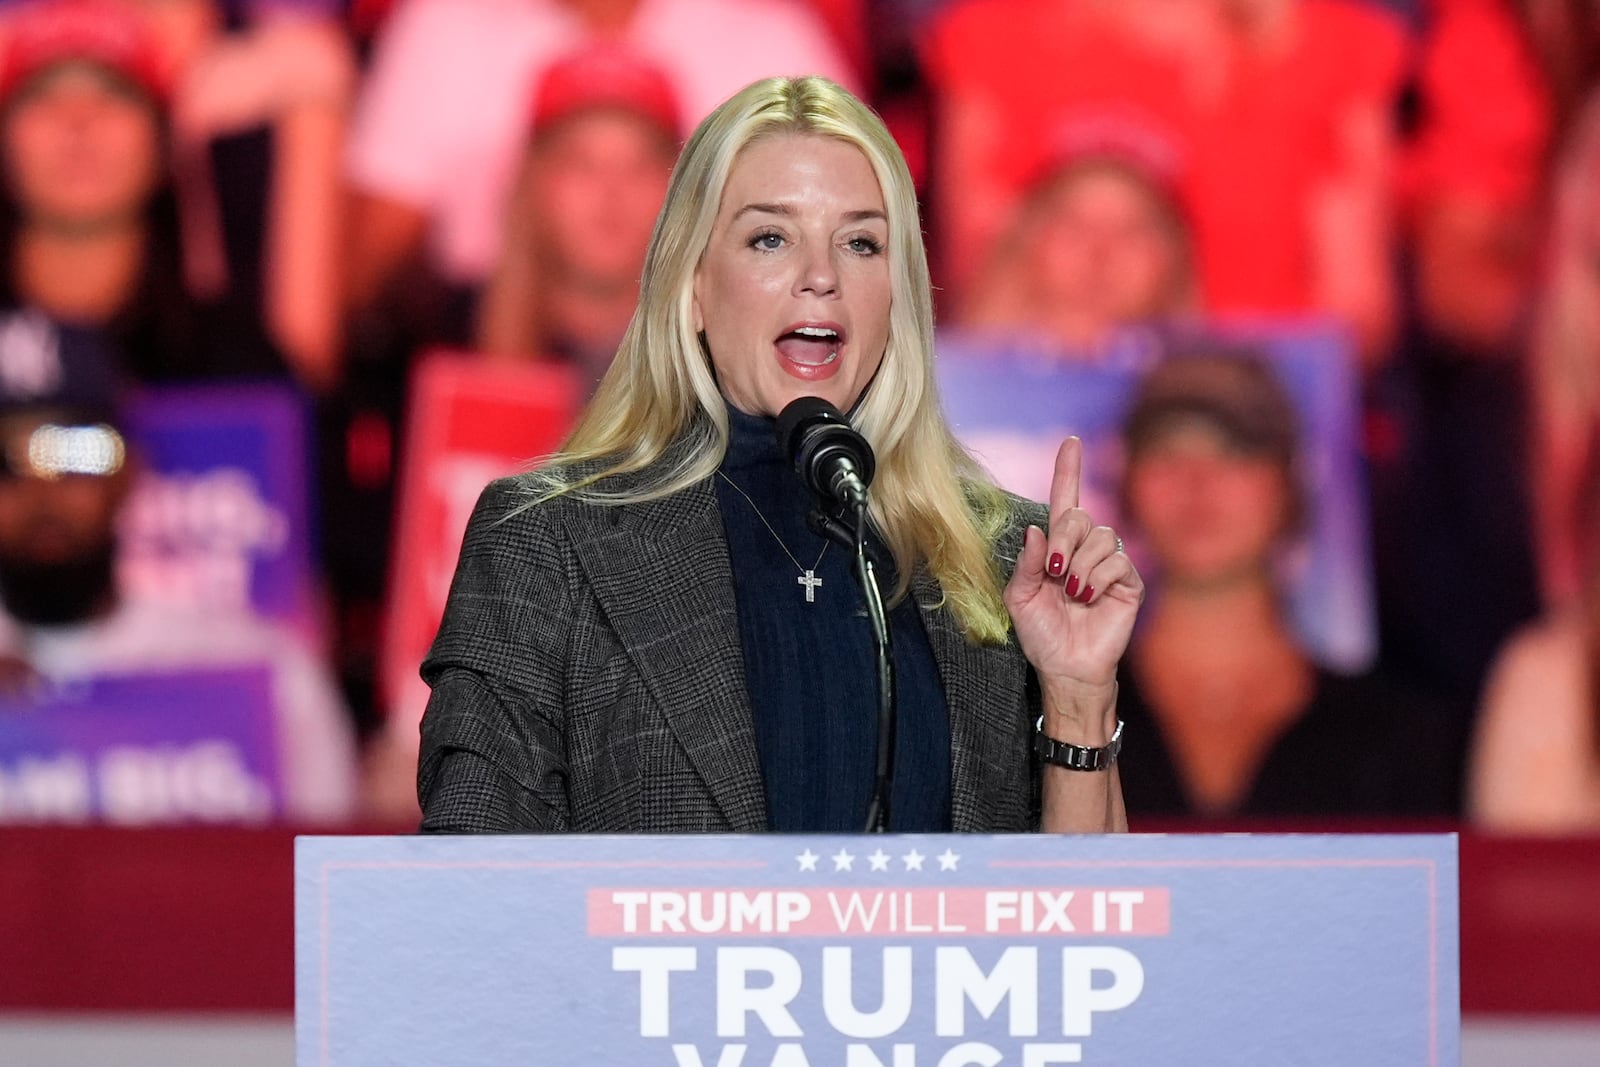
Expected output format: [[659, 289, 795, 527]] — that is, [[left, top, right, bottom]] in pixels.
[[530, 76, 1015, 644]]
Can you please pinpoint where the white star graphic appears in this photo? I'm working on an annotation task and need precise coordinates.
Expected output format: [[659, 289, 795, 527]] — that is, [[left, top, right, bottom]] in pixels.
[[902, 849, 926, 871], [937, 848, 961, 871], [832, 848, 856, 872], [867, 848, 891, 872], [796, 849, 819, 872]]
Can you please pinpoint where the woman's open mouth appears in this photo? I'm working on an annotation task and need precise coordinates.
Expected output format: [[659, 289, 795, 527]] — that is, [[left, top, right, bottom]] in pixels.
[[775, 323, 845, 377]]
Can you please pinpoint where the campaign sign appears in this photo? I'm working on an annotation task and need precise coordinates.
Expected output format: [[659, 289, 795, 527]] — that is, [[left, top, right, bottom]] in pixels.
[[296, 833, 1458, 1066], [118, 382, 316, 639], [380, 351, 580, 731], [0, 667, 283, 824], [936, 322, 1374, 671]]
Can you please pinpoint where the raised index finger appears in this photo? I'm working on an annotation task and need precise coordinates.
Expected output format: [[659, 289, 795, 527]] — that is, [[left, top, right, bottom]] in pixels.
[[1049, 435, 1083, 523]]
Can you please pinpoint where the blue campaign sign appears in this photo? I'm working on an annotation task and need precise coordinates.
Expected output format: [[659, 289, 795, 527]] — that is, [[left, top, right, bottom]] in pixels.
[[936, 321, 1374, 672], [0, 668, 283, 823], [296, 833, 1458, 1066], [118, 382, 317, 637]]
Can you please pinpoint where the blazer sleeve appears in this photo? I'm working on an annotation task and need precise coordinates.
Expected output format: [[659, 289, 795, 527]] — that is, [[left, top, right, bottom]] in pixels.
[[1006, 495, 1050, 830], [417, 477, 575, 832]]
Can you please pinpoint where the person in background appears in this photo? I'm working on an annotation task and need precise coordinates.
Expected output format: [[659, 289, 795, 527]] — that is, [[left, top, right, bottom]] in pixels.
[[1365, 0, 1549, 704], [474, 45, 679, 393], [1112, 350, 1464, 818], [112, 0, 357, 393], [1469, 431, 1600, 833], [0, 308, 357, 821], [958, 121, 1197, 352], [0, 0, 283, 383], [921, 0, 1404, 364], [1531, 93, 1600, 609]]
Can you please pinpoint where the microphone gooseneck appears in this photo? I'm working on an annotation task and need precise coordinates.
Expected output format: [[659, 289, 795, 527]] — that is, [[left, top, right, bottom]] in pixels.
[[776, 396, 895, 833]]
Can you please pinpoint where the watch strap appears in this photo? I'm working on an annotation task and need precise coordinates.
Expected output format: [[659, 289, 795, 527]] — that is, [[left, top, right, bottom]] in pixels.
[[1033, 717, 1124, 772]]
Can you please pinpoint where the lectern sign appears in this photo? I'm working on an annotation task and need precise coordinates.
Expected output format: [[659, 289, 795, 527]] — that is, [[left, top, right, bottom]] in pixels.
[[296, 834, 1457, 1066]]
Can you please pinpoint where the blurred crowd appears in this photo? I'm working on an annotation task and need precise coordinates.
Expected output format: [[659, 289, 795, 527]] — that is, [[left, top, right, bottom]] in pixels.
[[0, 0, 1596, 832]]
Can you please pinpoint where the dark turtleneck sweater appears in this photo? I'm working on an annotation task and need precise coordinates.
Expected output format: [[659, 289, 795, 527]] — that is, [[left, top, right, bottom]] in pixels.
[[712, 404, 952, 832]]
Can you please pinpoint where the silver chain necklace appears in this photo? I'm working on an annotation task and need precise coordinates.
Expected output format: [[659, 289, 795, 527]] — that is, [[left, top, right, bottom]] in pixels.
[[717, 471, 828, 602]]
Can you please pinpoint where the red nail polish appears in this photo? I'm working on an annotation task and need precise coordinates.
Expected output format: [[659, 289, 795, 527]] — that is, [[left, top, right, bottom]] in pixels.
[[1048, 552, 1064, 577], [1065, 574, 1080, 597], [1081, 584, 1096, 603]]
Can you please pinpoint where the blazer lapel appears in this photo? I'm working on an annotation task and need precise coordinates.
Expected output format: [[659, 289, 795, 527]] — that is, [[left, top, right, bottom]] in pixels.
[[567, 477, 769, 831]]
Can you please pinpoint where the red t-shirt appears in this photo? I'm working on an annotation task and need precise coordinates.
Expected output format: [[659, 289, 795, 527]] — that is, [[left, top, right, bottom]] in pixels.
[[1400, 0, 1550, 213], [923, 0, 1198, 193], [1186, 0, 1409, 313]]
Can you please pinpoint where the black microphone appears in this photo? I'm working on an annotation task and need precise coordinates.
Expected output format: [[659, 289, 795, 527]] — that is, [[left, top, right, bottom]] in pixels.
[[775, 397, 875, 510]]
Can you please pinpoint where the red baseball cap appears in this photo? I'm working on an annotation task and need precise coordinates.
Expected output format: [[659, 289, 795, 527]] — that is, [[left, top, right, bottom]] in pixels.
[[1030, 108, 1189, 205], [529, 44, 681, 139], [0, 0, 167, 105]]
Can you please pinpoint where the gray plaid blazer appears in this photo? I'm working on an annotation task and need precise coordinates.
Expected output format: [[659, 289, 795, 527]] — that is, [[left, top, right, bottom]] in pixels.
[[418, 462, 1047, 833]]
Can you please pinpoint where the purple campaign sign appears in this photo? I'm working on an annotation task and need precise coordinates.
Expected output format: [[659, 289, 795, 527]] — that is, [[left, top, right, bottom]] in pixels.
[[119, 382, 317, 638], [936, 322, 1374, 671], [296, 833, 1458, 1066], [0, 668, 283, 823]]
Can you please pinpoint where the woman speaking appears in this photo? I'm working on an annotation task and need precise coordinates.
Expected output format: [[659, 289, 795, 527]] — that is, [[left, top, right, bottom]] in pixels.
[[417, 76, 1142, 834]]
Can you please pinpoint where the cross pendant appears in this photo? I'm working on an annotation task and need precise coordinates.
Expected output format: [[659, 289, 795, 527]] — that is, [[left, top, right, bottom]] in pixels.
[[797, 570, 823, 603]]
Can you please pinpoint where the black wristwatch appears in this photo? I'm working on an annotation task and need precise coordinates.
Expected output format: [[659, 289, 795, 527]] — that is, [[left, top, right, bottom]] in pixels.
[[1033, 717, 1124, 772]]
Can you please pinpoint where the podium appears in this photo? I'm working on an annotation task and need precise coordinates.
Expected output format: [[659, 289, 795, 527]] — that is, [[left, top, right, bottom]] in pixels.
[[296, 833, 1458, 1065]]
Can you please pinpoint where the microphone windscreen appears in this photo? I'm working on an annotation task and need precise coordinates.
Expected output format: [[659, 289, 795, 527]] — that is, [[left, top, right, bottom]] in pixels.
[[775, 395, 875, 500], [775, 395, 849, 463]]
